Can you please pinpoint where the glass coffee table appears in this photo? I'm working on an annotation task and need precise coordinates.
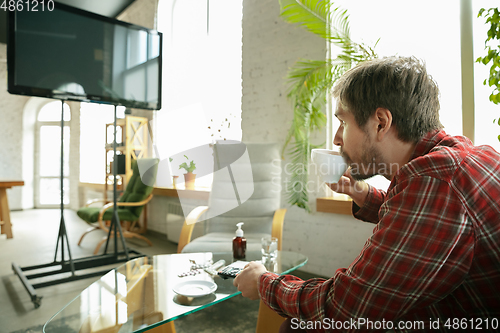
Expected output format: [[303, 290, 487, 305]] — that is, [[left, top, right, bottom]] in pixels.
[[43, 251, 308, 333]]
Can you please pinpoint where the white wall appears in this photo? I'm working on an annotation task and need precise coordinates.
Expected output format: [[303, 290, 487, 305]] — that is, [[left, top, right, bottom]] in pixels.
[[241, 0, 374, 277], [0, 44, 28, 210], [0, 44, 82, 211]]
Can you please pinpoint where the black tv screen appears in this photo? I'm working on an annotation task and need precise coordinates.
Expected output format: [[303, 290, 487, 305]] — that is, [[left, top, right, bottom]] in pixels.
[[7, 1, 162, 110]]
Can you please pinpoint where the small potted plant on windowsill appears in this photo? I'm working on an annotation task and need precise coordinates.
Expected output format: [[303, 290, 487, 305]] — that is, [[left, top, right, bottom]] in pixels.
[[179, 155, 196, 190], [169, 157, 179, 189]]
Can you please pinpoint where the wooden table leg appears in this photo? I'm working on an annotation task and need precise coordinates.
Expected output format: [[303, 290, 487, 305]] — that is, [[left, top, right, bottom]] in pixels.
[[0, 188, 13, 238]]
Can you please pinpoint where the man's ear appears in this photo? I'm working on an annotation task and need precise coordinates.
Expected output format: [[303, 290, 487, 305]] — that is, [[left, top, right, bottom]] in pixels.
[[374, 108, 392, 140]]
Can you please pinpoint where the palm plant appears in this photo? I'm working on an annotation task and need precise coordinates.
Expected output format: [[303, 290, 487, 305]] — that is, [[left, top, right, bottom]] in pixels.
[[476, 7, 500, 142], [279, 0, 378, 211]]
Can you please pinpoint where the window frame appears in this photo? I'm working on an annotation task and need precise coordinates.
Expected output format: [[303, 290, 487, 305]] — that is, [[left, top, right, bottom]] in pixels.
[[35, 101, 71, 208]]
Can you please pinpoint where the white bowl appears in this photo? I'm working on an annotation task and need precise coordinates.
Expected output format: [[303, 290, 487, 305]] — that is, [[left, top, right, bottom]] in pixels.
[[311, 149, 348, 183]]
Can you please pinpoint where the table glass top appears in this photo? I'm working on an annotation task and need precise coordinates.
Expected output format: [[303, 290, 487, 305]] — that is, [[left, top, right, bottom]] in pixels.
[[43, 251, 308, 333]]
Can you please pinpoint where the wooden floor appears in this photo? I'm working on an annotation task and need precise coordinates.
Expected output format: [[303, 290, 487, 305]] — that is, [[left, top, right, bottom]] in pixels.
[[0, 208, 177, 333]]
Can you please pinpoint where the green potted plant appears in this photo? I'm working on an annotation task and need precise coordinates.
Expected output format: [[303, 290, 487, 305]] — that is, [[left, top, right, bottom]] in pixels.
[[476, 7, 500, 143], [179, 155, 197, 189], [279, 0, 378, 211]]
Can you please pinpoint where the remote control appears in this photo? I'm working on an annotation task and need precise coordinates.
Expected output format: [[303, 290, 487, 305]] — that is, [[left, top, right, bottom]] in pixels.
[[217, 261, 249, 279]]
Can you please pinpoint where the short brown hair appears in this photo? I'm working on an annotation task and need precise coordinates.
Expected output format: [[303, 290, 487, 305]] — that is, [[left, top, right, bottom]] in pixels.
[[332, 56, 443, 142]]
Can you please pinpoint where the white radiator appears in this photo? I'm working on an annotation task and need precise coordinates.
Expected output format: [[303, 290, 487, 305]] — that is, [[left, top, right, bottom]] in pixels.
[[165, 202, 205, 243]]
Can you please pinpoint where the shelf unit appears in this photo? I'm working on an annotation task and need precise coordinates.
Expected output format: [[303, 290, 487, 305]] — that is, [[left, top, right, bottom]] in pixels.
[[104, 115, 149, 201]]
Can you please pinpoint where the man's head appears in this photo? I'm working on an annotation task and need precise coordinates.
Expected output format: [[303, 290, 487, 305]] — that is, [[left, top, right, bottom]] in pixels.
[[333, 56, 442, 143], [332, 56, 443, 180]]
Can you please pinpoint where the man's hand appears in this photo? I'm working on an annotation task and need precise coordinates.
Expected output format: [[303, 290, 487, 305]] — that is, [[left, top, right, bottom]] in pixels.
[[233, 261, 267, 300], [328, 168, 369, 208]]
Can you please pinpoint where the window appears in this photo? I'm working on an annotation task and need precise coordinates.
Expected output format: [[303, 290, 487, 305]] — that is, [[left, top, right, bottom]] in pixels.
[[330, 0, 499, 148], [327, 0, 499, 192], [330, 1, 461, 140], [155, 0, 243, 188], [36, 101, 71, 207], [79, 102, 125, 184], [473, 0, 500, 153]]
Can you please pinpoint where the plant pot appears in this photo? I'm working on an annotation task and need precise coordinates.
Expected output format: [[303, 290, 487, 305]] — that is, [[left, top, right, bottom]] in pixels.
[[183, 172, 196, 190]]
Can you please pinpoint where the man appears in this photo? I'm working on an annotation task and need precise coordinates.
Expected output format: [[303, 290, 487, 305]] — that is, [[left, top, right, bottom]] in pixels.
[[233, 56, 500, 332]]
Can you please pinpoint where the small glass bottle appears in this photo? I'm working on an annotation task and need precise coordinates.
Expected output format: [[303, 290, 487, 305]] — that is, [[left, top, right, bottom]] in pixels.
[[232, 222, 247, 260]]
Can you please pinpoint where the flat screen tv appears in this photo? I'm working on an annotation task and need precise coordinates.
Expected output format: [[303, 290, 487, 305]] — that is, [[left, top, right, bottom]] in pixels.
[[7, 1, 162, 110]]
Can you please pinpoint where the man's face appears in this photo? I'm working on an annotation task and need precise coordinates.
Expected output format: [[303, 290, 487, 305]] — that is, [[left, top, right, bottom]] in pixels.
[[333, 104, 383, 180]]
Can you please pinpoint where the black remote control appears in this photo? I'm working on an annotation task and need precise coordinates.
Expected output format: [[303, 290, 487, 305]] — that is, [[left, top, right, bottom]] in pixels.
[[218, 266, 242, 279], [217, 261, 249, 279]]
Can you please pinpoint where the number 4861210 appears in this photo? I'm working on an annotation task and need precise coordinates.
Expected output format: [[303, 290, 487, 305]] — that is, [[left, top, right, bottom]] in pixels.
[[444, 318, 499, 330], [0, 0, 55, 12]]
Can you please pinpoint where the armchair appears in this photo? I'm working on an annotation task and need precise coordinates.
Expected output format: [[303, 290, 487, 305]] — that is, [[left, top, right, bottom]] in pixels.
[[77, 158, 159, 255], [176, 142, 287, 333], [177, 142, 284, 253]]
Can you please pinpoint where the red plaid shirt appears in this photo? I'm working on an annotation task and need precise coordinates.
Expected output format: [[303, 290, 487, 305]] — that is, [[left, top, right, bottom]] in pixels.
[[259, 130, 500, 332]]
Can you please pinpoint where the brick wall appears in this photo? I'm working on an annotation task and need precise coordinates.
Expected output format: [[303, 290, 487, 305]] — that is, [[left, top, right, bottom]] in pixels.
[[241, 0, 374, 276], [0, 0, 158, 211], [0, 44, 28, 210]]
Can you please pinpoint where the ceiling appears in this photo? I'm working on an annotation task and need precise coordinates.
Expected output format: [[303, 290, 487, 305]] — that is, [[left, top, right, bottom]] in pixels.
[[0, 0, 136, 44]]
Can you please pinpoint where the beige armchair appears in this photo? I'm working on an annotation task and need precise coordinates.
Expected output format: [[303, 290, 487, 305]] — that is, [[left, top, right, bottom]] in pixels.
[[176, 142, 287, 333]]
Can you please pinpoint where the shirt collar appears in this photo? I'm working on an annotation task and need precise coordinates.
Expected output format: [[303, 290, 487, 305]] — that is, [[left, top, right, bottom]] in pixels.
[[409, 129, 448, 161]]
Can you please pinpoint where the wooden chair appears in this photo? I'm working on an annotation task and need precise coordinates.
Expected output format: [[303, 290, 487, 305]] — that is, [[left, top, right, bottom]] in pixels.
[[77, 158, 159, 254]]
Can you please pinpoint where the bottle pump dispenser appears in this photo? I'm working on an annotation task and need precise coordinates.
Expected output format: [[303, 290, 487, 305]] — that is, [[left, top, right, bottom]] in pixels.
[[232, 222, 246, 259]]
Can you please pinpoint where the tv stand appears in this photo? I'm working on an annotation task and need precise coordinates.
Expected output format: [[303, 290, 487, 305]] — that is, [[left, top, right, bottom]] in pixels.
[[12, 101, 145, 308]]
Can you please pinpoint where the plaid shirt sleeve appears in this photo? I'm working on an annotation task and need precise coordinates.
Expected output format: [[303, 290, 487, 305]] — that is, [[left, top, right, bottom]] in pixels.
[[258, 175, 475, 332], [351, 184, 387, 224]]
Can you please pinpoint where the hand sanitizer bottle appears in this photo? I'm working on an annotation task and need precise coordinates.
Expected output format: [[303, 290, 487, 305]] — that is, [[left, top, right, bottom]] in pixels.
[[232, 222, 246, 259]]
